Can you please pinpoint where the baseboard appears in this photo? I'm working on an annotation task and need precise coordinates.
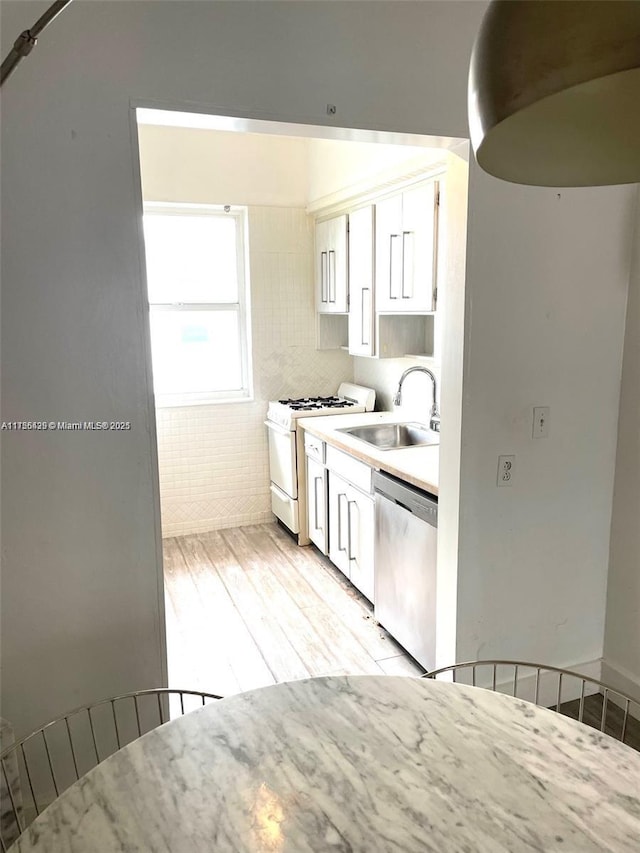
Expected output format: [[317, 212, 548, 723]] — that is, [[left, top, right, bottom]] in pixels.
[[600, 657, 640, 705]]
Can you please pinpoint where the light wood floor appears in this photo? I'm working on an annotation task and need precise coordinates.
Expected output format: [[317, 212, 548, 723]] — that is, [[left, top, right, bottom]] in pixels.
[[559, 694, 640, 752], [163, 524, 640, 752], [163, 522, 424, 697]]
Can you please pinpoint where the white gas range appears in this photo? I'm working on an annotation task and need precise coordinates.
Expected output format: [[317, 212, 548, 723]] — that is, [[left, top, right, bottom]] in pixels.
[[265, 383, 376, 544]]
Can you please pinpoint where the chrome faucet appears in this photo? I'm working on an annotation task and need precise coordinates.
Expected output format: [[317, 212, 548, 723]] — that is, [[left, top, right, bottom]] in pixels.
[[393, 366, 441, 433]]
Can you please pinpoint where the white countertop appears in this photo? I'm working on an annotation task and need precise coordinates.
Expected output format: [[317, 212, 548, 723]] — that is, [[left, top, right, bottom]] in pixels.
[[13, 676, 640, 852], [298, 411, 439, 495]]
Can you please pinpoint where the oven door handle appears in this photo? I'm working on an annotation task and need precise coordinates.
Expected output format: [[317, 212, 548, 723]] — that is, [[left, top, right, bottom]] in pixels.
[[264, 420, 293, 437]]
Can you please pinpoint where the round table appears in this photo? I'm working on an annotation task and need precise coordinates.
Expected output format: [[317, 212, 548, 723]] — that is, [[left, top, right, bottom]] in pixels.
[[12, 676, 640, 852]]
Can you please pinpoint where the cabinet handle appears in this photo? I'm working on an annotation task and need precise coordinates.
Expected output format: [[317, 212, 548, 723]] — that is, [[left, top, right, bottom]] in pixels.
[[389, 234, 399, 300], [361, 287, 370, 347], [347, 499, 358, 563], [337, 492, 347, 552], [402, 231, 413, 299], [314, 476, 323, 533], [329, 250, 336, 303], [432, 184, 439, 311], [321, 251, 328, 303]]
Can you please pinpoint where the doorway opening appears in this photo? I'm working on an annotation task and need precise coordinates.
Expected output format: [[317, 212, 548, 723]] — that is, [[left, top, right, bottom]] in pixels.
[[133, 106, 469, 696]]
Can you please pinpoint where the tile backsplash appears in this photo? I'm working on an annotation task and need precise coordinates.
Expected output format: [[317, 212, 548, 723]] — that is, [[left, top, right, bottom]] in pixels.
[[156, 206, 353, 537], [355, 356, 441, 420]]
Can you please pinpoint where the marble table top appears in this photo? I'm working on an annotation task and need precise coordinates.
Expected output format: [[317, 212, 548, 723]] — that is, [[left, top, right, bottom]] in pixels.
[[12, 676, 640, 852]]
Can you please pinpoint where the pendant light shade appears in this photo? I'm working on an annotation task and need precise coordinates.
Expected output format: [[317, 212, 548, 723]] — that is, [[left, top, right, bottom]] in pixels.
[[468, 0, 640, 186]]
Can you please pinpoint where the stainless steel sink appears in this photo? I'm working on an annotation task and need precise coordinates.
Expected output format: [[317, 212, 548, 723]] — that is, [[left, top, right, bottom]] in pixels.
[[337, 422, 440, 450]]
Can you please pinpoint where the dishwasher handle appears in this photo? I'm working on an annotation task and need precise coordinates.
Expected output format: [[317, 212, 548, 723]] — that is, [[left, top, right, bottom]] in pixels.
[[373, 471, 438, 527]]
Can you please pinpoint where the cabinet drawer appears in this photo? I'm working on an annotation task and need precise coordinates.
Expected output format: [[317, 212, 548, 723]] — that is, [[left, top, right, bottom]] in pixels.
[[325, 445, 372, 494], [304, 433, 325, 463]]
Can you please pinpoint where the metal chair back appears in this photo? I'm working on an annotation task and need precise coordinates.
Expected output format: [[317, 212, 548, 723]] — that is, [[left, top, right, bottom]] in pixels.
[[0, 687, 222, 850], [424, 659, 639, 747]]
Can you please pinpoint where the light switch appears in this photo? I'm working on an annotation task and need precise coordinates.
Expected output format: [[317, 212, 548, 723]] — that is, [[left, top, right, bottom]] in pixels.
[[533, 406, 550, 439]]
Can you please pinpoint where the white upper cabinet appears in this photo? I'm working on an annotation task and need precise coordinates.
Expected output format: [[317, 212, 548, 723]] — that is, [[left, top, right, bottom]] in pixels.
[[315, 214, 348, 314], [374, 193, 402, 312], [347, 206, 375, 357], [375, 181, 439, 313]]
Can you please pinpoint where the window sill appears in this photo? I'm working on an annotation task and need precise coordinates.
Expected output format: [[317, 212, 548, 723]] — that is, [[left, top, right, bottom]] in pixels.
[[155, 393, 254, 409]]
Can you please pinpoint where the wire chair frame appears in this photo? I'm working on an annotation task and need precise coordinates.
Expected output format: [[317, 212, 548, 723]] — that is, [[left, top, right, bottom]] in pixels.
[[423, 659, 639, 747], [0, 687, 222, 851]]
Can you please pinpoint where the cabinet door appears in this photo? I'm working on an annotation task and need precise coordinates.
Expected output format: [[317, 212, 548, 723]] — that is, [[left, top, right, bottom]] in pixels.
[[346, 486, 375, 603], [316, 215, 348, 314], [348, 206, 375, 357], [315, 219, 331, 312], [374, 194, 403, 312], [375, 183, 439, 314], [306, 455, 328, 555], [328, 472, 350, 576], [399, 181, 438, 312], [328, 214, 348, 313]]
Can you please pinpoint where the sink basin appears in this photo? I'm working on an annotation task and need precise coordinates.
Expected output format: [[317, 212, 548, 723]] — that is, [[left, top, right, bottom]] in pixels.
[[337, 422, 440, 450]]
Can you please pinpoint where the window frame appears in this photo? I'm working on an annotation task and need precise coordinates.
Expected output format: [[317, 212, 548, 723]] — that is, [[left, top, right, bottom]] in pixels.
[[143, 202, 253, 407]]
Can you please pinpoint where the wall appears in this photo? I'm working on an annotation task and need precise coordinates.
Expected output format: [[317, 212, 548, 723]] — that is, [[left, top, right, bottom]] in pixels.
[[139, 124, 310, 208], [603, 188, 640, 699], [307, 138, 447, 207], [138, 125, 352, 536], [1, 0, 635, 740], [456, 167, 637, 670]]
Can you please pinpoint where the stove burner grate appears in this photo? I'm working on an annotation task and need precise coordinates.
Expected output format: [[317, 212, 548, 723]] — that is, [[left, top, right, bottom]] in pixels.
[[277, 396, 356, 410]]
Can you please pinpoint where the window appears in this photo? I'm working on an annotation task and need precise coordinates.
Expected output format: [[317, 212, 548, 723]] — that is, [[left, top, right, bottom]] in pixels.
[[142, 204, 252, 406]]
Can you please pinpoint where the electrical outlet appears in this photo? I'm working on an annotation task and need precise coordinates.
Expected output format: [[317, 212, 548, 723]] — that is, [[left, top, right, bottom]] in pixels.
[[532, 406, 550, 439], [497, 455, 515, 487]]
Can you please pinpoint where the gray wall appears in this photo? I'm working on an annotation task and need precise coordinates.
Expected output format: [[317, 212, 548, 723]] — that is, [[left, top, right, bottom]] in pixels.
[[604, 189, 640, 698], [0, 0, 480, 738], [1, 1, 636, 737], [457, 165, 636, 669]]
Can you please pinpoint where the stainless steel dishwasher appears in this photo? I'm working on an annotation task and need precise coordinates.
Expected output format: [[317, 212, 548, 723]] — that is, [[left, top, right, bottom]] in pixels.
[[373, 470, 437, 671]]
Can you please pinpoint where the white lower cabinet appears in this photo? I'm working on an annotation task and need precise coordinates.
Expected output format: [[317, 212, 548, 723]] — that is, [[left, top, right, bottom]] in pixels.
[[328, 472, 350, 576], [306, 455, 328, 555], [343, 482, 375, 603], [328, 471, 375, 603], [305, 436, 375, 603]]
